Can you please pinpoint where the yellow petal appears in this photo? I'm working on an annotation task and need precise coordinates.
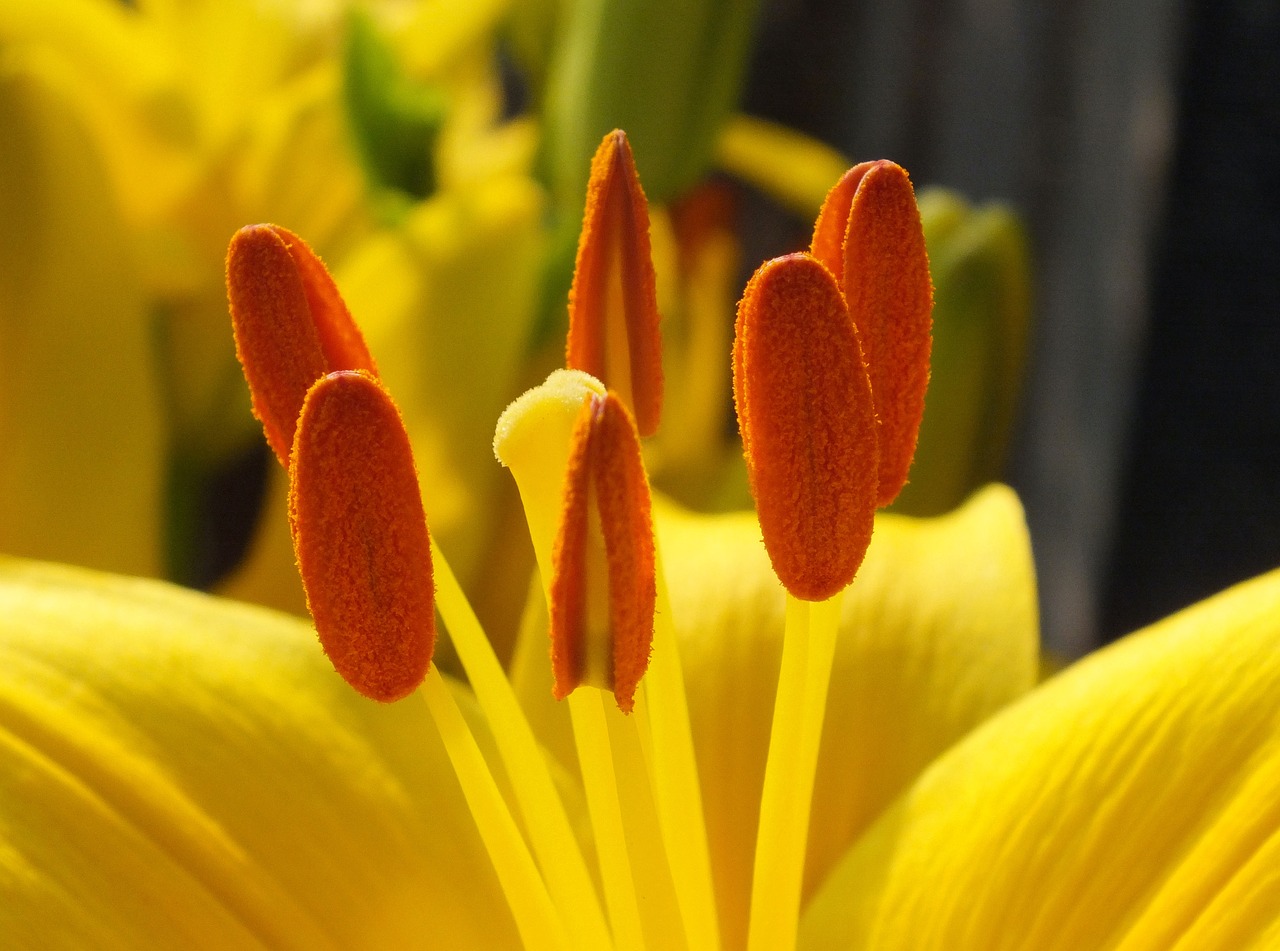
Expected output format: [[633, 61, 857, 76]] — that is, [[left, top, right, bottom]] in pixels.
[[0, 0, 170, 98], [393, 0, 514, 78], [649, 193, 743, 504], [137, 0, 340, 149], [0, 557, 517, 949], [0, 63, 163, 577], [802, 565, 1280, 951], [658, 484, 1038, 948], [0, 0, 199, 227]]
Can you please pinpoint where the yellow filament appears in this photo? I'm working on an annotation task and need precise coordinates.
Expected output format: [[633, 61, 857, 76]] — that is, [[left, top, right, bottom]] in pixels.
[[633, 548, 721, 950], [606, 697, 691, 950], [430, 545, 614, 949], [569, 688, 646, 951], [746, 591, 845, 951], [419, 666, 567, 951]]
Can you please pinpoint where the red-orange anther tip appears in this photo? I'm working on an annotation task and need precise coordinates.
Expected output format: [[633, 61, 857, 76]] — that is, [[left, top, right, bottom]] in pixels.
[[566, 130, 664, 438], [594, 394, 656, 712], [227, 224, 377, 468], [809, 161, 877, 285], [734, 253, 878, 601], [810, 162, 933, 506], [549, 392, 656, 713], [288, 370, 434, 702]]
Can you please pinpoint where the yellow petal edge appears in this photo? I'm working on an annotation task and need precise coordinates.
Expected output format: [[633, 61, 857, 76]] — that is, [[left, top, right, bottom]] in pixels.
[[803, 563, 1280, 951]]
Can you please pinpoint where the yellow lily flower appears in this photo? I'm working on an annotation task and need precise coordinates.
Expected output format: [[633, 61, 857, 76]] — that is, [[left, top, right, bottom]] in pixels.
[[4, 93, 1280, 949], [3, 0, 1029, 642], [190, 133, 1033, 949], [4, 492, 1279, 947], [0, 0, 531, 590]]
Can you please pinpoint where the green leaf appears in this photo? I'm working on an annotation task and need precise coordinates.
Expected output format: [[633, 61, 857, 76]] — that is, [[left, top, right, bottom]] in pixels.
[[892, 190, 1032, 516], [342, 11, 447, 204], [542, 0, 763, 208]]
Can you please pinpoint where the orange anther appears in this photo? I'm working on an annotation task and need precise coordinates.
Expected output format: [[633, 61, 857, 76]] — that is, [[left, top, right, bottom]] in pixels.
[[228, 224, 377, 467], [733, 253, 878, 601], [809, 161, 875, 289], [549, 392, 656, 713], [565, 130, 664, 438], [289, 369, 434, 702], [549, 406, 591, 702], [809, 161, 933, 505]]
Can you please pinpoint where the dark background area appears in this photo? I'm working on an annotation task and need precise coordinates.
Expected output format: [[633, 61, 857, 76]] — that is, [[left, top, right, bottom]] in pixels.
[[741, 0, 1279, 653], [1101, 0, 1280, 642]]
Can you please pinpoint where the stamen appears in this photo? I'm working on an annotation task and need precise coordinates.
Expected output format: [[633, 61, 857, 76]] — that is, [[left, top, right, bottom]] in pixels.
[[568, 690, 646, 950], [733, 253, 878, 602], [550, 407, 591, 699], [227, 224, 377, 467], [747, 592, 844, 951], [809, 161, 933, 504], [288, 369, 434, 702], [430, 547, 614, 949], [566, 130, 664, 438], [420, 667, 570, 951], [808, 162, 875, 289], [593, 396, 657, 711], [639, 548, 722, 949], [550, 393, 656, 713]]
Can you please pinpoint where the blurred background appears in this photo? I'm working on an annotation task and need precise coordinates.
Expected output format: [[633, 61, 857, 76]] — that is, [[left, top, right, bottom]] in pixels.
[[743, 0, 1280, 655], [2, 0, 1276, 658]]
